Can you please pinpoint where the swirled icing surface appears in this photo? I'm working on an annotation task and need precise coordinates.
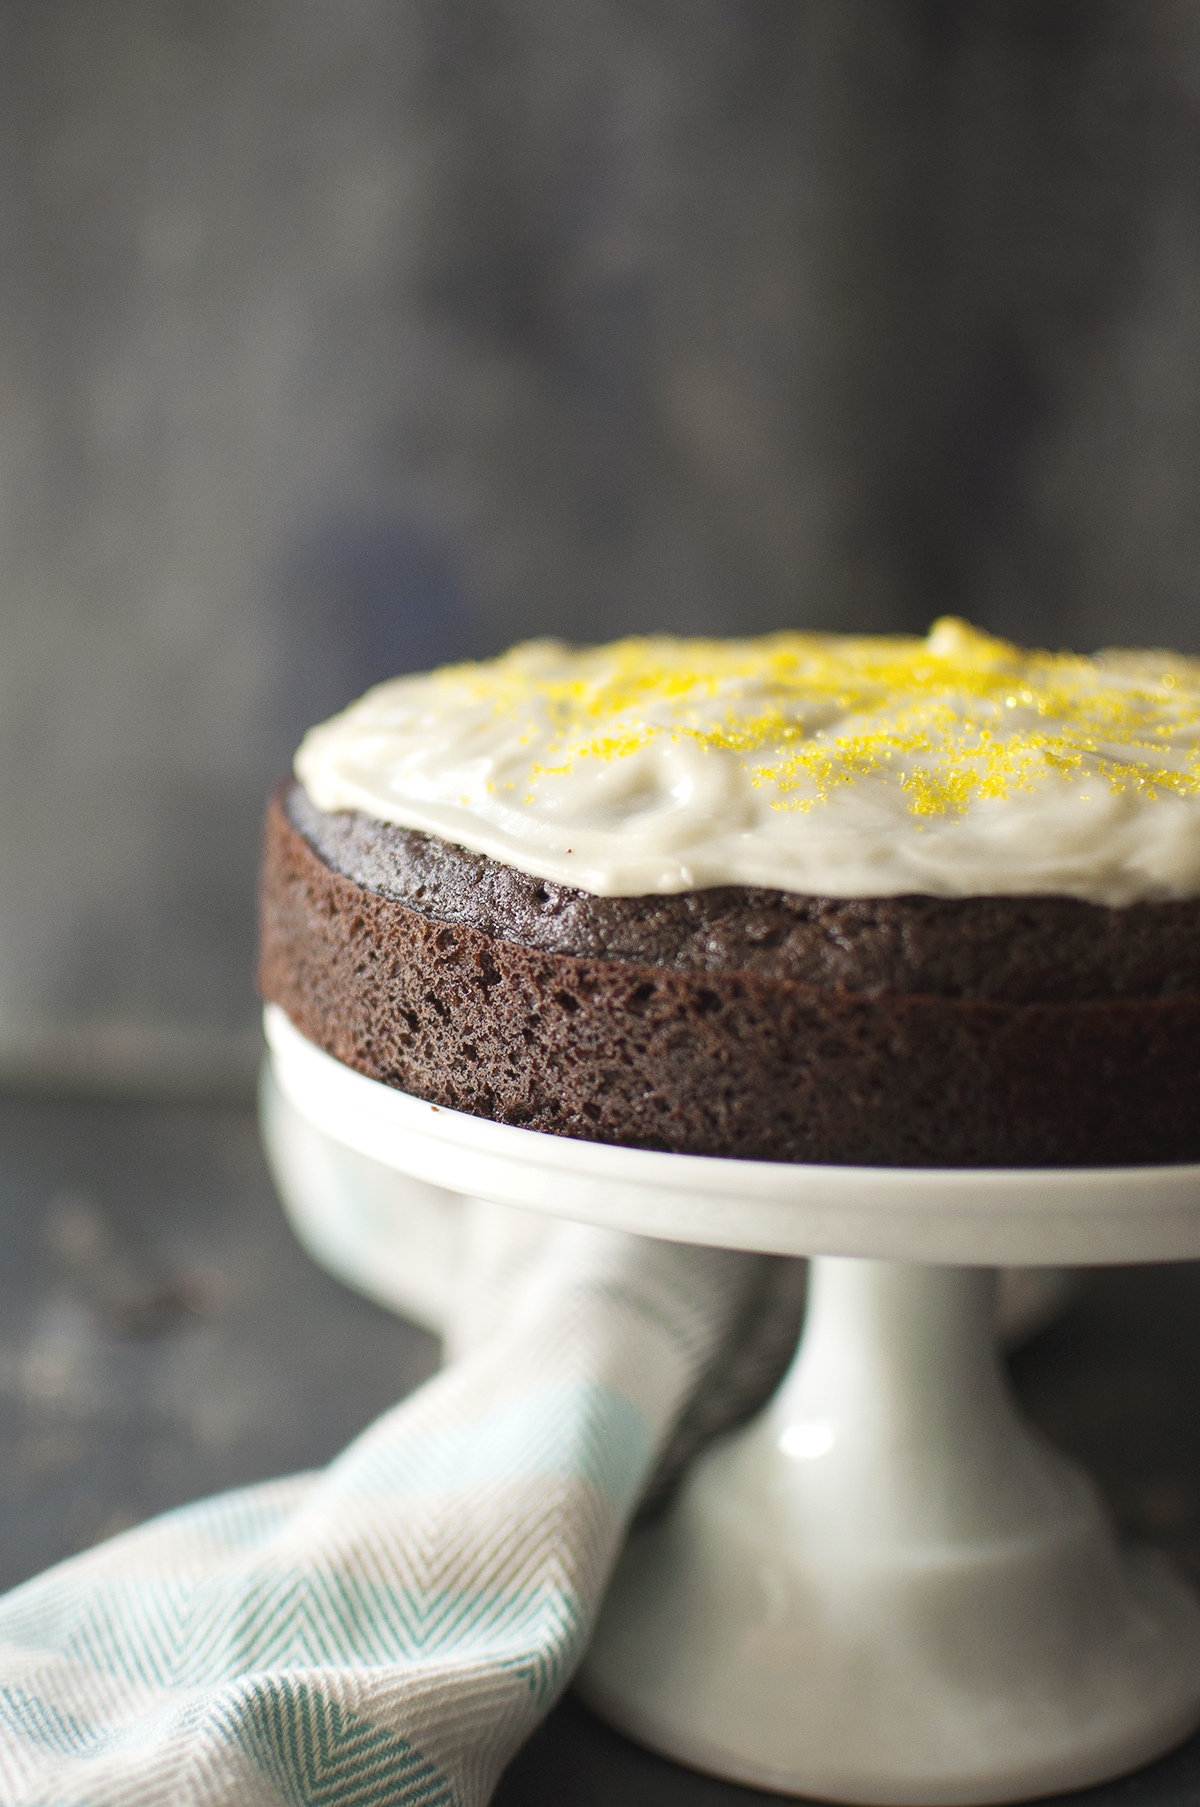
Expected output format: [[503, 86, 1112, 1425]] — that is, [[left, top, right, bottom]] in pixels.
[[295, 619, 1200, 904]]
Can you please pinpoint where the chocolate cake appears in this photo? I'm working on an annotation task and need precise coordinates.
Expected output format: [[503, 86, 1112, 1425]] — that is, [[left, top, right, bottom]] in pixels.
[[259, 622, 1200, 1167]]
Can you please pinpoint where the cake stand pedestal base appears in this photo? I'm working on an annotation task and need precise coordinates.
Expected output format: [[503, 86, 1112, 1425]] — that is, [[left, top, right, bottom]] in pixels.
[[580, 1257, 1200, 1805], [263, 1007, 1200, 1805]]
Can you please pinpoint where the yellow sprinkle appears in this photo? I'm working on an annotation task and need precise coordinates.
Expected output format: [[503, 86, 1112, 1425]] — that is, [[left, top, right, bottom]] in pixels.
[[429, 618, 1200, 821]]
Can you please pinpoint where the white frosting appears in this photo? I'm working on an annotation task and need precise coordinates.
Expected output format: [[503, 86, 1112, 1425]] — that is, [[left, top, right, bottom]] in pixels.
[[295, 620, 1200, 904]]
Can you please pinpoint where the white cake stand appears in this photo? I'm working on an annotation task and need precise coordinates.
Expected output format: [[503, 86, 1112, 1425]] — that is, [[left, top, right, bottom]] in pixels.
[[264, 1004, 1200, 1805]]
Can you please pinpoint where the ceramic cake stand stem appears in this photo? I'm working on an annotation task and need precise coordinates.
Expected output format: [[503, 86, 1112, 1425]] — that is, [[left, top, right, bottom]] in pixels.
[[264, 1006, 1200, 1807], [581, 1256, 1200, 1803]]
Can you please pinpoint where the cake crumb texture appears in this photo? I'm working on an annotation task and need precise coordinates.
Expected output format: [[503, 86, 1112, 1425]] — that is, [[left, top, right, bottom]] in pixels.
[[259, 790, 1200, 1168]]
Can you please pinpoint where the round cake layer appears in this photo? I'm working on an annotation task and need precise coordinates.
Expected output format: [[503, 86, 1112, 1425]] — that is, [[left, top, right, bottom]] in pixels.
[[260, 786, 1200, 1167]]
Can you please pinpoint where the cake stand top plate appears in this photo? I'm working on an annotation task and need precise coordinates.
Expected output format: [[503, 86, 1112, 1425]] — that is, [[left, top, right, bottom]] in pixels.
[[265, 1005, 1200, 1268]]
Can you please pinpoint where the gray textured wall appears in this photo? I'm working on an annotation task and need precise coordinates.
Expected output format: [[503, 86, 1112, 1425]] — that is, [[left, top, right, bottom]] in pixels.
[[3, 0, 1200, 1089]]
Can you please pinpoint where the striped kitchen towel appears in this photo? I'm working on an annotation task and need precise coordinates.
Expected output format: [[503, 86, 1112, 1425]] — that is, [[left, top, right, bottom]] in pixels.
[[0, 1195, 806, 1806]]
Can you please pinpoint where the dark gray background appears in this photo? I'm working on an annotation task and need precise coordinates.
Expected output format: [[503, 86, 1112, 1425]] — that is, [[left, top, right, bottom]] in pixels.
[[3, 0, 1200, 1086], [5, 17, 1200, 1793]]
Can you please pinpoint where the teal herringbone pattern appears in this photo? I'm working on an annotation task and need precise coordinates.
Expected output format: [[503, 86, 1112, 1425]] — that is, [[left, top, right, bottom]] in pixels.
[[0, 1220, 760, 1806], [220, 1678, 456, 1807], [11, 1570, 590, 1691]]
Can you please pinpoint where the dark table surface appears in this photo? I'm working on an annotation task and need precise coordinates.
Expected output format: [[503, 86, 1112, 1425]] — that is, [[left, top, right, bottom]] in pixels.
[[2, 1087, 1199, 1805]]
